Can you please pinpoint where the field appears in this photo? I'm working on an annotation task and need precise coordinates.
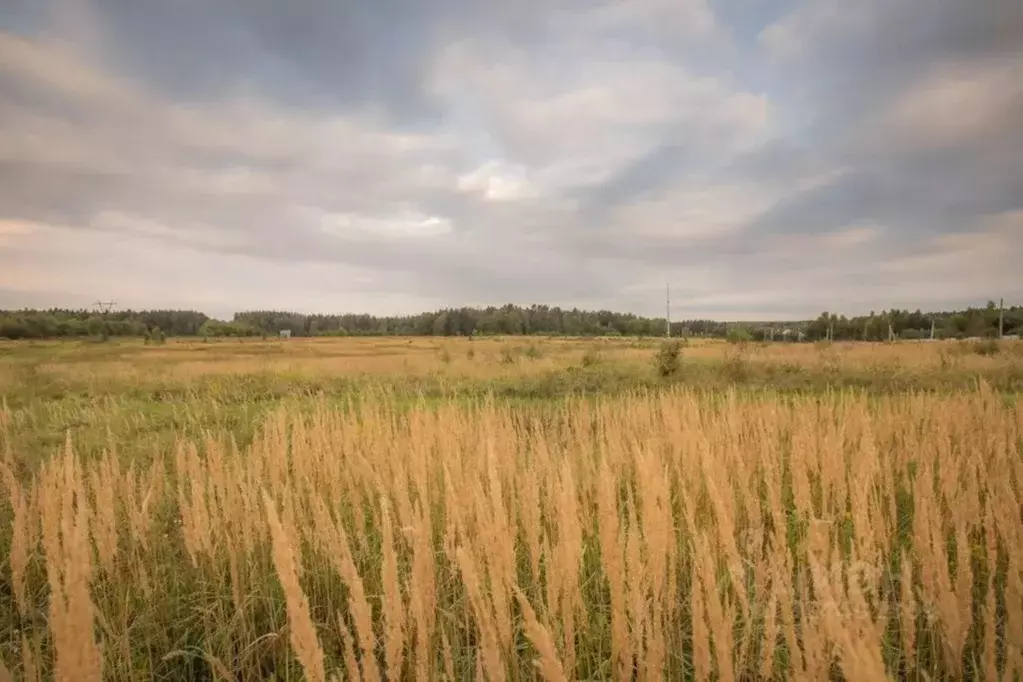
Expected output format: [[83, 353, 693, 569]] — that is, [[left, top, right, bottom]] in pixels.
[[1, 336, 1022, 681]]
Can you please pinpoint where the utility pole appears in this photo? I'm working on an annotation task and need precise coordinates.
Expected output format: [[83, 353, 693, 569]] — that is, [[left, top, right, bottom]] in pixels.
[[665, 283, 671, 338], [930, 318, 936, 340], [999, 297, 1005, 339]]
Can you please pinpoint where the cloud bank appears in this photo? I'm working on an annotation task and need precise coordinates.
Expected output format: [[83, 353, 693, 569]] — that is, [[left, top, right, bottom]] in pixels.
[[1, 0, 1021, 319]]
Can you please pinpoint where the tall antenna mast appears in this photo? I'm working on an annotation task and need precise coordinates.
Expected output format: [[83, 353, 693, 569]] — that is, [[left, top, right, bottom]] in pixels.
[[665, 283, 671, 338]]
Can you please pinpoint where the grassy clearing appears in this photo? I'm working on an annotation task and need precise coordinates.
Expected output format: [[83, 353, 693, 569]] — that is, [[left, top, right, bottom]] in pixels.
[[1, 336, 1021, 470], [0, 337, 1022, 680]]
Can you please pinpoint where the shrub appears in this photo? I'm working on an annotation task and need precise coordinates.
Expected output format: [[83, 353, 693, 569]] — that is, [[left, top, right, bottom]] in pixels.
[[972, 339, 1000, 356], [654, 340, 683, 377], [522, 344, 543, 360], [581, 347, 602, 368], [727, 327, 752, 345], [938, 350, 959, 372], [721, 347, 751, 382], [817, 344, 841, 374]]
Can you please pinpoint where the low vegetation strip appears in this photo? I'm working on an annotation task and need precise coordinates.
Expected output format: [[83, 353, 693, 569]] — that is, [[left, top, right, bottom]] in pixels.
[[1, 384, 1021, 680], [1, 337, 1021, 476]]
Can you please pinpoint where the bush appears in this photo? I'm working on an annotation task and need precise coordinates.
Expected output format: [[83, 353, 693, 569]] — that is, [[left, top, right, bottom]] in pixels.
[[655, 340, 683, 377], [938, 350, 963, 372], [581, 347, 602, 368], [972, 339, 1000, 356], [721, 347, 751, 382], [817, 344, 841, 374], [727, 327, 752, 344], [522, 344, 543, 360]]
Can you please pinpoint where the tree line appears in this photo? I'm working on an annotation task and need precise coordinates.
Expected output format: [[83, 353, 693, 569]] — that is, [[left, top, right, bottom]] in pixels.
[[802, 302, 1021, 342], [0, 309, 209, 340], [0, 302, 1019, 341]]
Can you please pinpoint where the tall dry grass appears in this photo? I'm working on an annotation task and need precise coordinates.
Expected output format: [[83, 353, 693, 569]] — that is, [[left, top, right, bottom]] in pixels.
[[1, 385, 1021, 680]]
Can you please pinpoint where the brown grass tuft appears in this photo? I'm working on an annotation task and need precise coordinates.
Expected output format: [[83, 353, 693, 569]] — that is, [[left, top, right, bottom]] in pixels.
[[514, 586, 568, 682], [264, 492, 326, 682]]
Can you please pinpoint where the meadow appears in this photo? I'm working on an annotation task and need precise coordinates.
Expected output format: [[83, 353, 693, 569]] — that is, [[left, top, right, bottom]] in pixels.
[[0, 336, 1021, 681]]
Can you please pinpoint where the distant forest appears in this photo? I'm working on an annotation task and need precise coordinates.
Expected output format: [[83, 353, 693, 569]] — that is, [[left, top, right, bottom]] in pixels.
[[0, 302, 1019, 341]]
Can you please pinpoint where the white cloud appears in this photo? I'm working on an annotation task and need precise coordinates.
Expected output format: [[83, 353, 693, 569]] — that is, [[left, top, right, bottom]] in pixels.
[[607, 180, 779, 239], [0, 218, 442, 316], [824, 225, 878, 247], [457, 161, 533, 200], [583, 0, 719, 39], [0, 32, 135, 104], [431, 39, 771, 194], [0, 219, 37, 247], [317, 210, 454, 240], [878, 58, 1023, 148], [91, 211, 249, 250], [880, 211, 1022, 278], [757, 0, 877, 60], [0, 33, 460, 194]]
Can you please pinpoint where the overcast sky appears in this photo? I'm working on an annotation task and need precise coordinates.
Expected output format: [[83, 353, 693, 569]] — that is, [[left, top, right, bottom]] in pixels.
[[1, 0, 1021, 320]]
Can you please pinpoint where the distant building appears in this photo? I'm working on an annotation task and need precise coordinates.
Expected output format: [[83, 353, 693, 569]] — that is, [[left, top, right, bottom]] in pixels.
[[279, 329, 292, 339]]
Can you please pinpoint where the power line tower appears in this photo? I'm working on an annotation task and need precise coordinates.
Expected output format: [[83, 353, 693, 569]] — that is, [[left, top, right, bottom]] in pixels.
[[90, 300, 117, 342]]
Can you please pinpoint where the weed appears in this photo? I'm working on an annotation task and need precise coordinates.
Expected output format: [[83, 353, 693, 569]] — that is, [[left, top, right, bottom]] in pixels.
[[720, 347, 751, 382], [654, 340, 683, 377], [972, 339, 1000, 356], [939, 350, 963, 372]]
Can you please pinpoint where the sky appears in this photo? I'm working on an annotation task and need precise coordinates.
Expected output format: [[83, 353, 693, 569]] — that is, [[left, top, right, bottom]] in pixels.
[[0, 0, 1021, 321]]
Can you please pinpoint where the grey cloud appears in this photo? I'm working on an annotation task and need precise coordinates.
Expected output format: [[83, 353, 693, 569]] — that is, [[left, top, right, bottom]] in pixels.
[[33, 0, 727, 121], [72, 0, 445, 120], [754, 6, 1022, 151], [0, 0, 1021, 318]]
